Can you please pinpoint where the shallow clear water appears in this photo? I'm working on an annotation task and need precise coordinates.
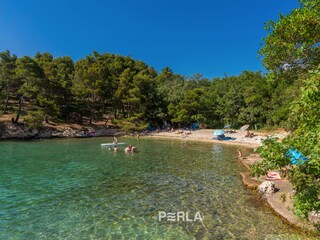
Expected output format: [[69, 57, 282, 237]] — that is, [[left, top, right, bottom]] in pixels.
[[0, 137, 310, 239]]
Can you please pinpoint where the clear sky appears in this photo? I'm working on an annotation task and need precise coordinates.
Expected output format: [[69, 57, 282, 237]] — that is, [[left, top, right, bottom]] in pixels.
[[0, 0, 299, 78]]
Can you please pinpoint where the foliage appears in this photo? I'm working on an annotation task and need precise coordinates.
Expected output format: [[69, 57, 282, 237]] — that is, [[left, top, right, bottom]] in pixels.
[[255, 0, 320, 221], [251, 138, 290, 177], [288, 70, 320, 218], [253, 68, 320, 219], [0, 50, 285, 129], [24, 110, 46, 127], [260, 0, 320, 75]]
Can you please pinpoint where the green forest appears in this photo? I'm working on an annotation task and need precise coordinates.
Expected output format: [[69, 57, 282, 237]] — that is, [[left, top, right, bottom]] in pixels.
[[0, 0, 319, 225], [0, 50, 275, 130]]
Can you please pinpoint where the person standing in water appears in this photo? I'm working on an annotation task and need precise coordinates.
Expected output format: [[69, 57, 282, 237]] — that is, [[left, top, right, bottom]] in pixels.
[[125, 145, 137, 153], [114, 146, 118, 152]]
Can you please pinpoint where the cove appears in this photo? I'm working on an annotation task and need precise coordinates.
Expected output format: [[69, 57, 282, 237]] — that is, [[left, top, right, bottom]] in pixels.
[[0, 137, 310, 239]]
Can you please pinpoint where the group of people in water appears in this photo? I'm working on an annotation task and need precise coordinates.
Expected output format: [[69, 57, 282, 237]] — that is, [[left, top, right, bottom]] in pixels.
[[109, 136, 137, 153]]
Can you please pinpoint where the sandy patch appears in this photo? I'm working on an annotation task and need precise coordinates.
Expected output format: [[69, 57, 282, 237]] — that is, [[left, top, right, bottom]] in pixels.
[[143, 129, 265, 148]]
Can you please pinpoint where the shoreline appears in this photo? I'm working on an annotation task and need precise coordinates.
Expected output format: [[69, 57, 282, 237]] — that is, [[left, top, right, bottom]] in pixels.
[[239, 155, 317, 234], [0, 122, 125, 140], [142, 130, 317, 235], [141, 129, 265, 149]]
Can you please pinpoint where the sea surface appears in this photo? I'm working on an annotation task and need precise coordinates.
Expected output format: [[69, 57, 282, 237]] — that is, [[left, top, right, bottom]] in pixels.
[[0, 137, 311, 239]]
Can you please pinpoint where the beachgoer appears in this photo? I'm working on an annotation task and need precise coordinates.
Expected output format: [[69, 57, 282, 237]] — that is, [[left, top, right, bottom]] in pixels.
[[131, 146, 137, 152], [114, 136, 118, 144], [237, 149, 243, 159], [114, 146, 118, 152], [244, 130, 254, 138], [125, 145, 137, 153], [125, 145, 132, 153]]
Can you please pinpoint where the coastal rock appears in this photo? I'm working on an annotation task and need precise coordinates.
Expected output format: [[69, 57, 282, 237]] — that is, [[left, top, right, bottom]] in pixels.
[[62, 128, 76, 137], [52, 130, 63, 137], [0, 123, 39, 139], [0, 122, 124, 139], [258, 181, 275, 195]]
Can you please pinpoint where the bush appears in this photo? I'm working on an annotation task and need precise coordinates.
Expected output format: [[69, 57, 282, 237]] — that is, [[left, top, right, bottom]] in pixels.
[[24, 110, 45, 127], [252, 70, 320, 221]]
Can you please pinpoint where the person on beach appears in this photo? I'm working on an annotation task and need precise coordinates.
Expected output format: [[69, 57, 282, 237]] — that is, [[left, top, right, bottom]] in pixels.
[[244, 130, 254, 138], [237, 149, 243, 159]]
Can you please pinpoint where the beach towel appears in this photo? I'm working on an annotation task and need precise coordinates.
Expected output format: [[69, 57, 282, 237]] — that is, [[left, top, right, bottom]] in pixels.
[[265, 171, 281, 181], [217, 136, 236, 141]]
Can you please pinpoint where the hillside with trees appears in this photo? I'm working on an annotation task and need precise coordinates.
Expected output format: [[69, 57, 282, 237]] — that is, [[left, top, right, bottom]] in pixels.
[[1, 51, 284, 131]]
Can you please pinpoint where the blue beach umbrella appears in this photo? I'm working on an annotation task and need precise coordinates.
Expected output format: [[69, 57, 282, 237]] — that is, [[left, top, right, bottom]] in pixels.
[[213, 130, 225, 136]]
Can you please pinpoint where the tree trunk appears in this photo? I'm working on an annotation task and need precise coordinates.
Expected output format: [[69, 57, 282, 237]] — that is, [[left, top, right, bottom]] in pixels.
[[3, 86, 9, 114], [78, 113, 83, 124], [15, 96, 24, 123], [122, 106, 125, 118], [114, 107, 117, 119]]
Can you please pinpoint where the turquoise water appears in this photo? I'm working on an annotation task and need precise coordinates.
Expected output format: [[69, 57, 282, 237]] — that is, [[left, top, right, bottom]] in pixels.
[[0, 137, 309, 239]]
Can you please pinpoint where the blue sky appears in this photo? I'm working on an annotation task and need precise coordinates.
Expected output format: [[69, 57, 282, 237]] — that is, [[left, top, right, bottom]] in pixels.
[[0, 0, 299, 78]]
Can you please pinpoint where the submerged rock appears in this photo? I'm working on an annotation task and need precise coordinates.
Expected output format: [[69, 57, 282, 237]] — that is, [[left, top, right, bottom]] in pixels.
[[258, 181, 275, 195]]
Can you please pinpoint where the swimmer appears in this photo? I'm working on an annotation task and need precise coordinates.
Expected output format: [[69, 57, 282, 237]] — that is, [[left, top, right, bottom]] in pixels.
[[125, 145, 137, 153], [114, 146, 118, 152], [125, 145, 132, 153]]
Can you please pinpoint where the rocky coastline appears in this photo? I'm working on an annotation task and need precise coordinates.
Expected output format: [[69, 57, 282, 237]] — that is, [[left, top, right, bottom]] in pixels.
[[0, 122, 124, 140], [239, 154, 318, 235]]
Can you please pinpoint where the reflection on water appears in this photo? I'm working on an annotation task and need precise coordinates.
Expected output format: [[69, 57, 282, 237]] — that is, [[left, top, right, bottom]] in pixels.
[[0, 137, 312, 239]]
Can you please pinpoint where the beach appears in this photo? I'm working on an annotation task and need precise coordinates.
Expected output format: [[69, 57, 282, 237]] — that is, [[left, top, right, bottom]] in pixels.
[[143, 129, 266, 148]]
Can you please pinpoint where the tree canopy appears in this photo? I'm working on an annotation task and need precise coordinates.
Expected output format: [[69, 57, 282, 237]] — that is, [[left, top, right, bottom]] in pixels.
[[0, 51, 277, 130], [254, 0, 320, 222]]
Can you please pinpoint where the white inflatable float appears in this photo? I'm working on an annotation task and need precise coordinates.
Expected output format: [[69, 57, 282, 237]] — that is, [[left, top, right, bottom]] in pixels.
[[101, 142, 126, 147]]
